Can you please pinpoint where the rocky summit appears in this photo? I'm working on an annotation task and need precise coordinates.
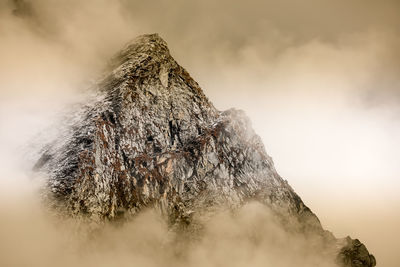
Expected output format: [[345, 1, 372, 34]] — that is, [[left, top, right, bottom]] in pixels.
[[34, 34, 375, 267]]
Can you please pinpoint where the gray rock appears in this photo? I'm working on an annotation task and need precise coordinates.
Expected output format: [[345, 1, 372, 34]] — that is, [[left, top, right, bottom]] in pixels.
[[34, 33, 375, 267], [337, 237, 377, 267]]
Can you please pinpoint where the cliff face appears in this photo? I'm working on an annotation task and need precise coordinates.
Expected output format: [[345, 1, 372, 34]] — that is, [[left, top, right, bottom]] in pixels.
[[34, 34, 375, 267]]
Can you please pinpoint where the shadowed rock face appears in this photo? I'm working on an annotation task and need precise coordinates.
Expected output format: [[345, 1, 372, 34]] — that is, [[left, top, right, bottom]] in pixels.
[[34, 34, 375, 267], [337, 238, 376, 267]]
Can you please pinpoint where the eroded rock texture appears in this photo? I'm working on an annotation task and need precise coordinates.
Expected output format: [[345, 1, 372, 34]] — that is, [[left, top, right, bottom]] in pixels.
[[34, 34, 375, 266]]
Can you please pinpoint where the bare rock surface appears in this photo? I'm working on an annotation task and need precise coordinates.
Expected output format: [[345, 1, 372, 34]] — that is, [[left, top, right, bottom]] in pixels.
[[34, 34, 375, 267]]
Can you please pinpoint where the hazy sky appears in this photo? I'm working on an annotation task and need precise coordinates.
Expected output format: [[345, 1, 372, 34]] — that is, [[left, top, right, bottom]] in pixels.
[[0, 0, 399, 266]]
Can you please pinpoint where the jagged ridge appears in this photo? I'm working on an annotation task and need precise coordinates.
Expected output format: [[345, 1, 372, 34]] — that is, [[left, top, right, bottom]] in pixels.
[[34, 34, 375, 267]]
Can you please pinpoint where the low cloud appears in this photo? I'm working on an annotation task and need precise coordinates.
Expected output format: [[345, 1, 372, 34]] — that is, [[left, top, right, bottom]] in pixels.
[[0, 183, 338, 267], [0, 1, 399, 266]]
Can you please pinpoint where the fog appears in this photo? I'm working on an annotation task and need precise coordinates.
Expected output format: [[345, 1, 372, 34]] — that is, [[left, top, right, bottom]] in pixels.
[[0, 185, 339, 267], [0, 0, 399, 266]]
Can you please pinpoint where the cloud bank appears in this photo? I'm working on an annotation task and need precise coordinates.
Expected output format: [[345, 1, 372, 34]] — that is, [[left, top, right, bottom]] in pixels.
[[0, 0, 399, 266]]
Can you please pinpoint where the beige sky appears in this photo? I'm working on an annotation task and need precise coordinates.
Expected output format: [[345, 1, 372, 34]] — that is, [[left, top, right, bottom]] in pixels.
[[0, 0, 399, 266]]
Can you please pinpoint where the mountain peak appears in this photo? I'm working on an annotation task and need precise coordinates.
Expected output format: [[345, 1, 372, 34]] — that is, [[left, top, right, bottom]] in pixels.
[[34, 34, 375, 267], [126, 33, 169, 51], [107, 33, 174, 87], [116, 33, 170, 62]]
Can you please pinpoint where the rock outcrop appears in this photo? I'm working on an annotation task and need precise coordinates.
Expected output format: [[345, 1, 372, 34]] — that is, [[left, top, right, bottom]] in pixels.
[[34, 34, 375, 266]]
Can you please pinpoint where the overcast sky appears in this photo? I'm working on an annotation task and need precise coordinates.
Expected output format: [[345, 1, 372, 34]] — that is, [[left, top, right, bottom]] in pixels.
[[0, 1, 399, 265]]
